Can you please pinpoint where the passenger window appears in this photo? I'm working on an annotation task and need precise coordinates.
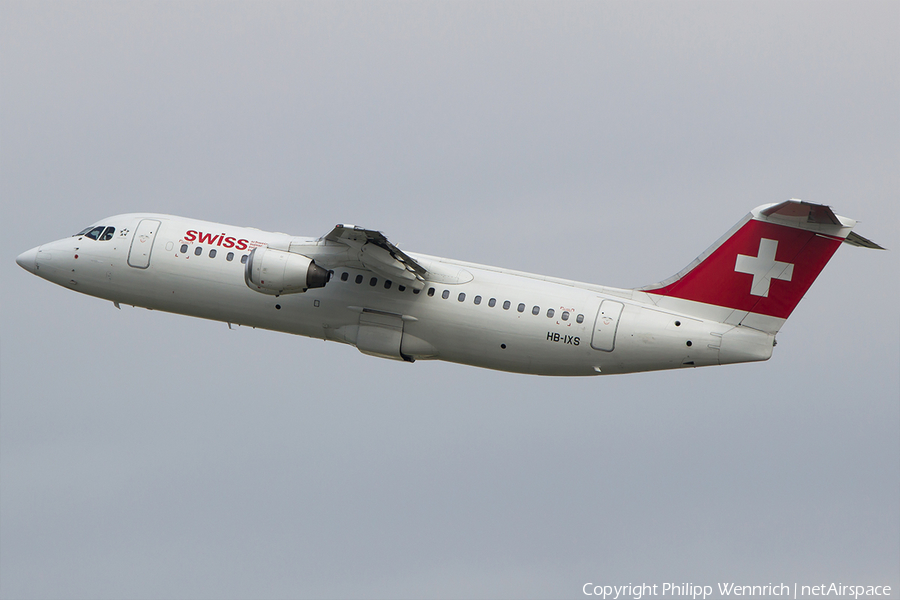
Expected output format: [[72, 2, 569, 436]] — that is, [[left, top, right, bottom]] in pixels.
[[398, 285, 406, 292], [85, 226, 105, 240], [209, 249, 217, 258], [532, 306, 540, 315], [384, 280, 392, 289], [226, 252, 234, 261], [442, 290, 450, 299], [428, 287, 435, 297], [241, 254, 249, 264], [194, 246, 203, 256], [474, 295, 482, 305], [517, 303, 525, 313], [180, 244, 188, 253], [577, 314, 584, 323], [341, 272, 349, 281], [458, 292, 466, 302], [562, 311, 569, 321], [503, 301, 511, 310], [356, 275, 363, 284], [489, 298, 496, 307], [413, 288, 420, 294], [547, 308, 555, 318], [100, 227, 115, 241], [370, 277, 378, 286]]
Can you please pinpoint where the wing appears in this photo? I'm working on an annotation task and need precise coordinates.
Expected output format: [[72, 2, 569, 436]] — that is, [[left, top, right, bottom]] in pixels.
[[316, 224, 428, 289]]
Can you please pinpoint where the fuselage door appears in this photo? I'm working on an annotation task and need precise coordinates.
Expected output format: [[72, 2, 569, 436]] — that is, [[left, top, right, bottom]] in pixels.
[[127, 219, 161, 269], [591, 300, 624, 352]]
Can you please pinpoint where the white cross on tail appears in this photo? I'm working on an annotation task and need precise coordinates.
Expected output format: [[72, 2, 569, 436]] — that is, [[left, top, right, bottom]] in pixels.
[[734, 238, 794, 297]]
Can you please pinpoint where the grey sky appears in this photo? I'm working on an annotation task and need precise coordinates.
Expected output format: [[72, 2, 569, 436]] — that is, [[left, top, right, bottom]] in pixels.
[[1, 2, 897, 599]]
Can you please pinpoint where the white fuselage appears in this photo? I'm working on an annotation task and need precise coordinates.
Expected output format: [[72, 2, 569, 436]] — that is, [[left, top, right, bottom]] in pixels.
[[17, 213, 771, 376]]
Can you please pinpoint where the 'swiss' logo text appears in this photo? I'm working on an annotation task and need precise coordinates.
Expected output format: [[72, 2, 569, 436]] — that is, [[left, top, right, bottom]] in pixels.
[[183, 230, 250, 250]]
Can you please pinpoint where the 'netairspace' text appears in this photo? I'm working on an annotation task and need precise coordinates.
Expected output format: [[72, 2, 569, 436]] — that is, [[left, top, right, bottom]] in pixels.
[[582, 582, 893, 599]]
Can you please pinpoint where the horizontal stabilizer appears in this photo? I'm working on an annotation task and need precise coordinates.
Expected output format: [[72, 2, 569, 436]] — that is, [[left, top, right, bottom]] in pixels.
[[760, 199, 841, 225], [843, 231, 885, 250]]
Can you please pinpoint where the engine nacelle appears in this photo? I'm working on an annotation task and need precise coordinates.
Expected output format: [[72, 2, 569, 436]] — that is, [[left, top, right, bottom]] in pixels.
[[244, 247, 329, 295]]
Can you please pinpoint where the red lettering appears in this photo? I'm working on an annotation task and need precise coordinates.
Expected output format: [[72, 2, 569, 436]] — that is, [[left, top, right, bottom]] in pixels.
[[189, 230, 248, 249]]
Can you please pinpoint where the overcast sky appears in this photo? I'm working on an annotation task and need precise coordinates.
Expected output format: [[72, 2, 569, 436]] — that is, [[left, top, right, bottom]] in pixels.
[[1, 2, 898, 599]]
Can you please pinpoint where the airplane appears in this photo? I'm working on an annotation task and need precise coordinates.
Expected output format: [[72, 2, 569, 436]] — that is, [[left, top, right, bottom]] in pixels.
[[16, 199, 882, 376]]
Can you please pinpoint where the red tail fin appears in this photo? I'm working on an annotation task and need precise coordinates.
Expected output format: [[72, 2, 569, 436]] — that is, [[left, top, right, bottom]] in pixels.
[[640, 200, 880, 331]]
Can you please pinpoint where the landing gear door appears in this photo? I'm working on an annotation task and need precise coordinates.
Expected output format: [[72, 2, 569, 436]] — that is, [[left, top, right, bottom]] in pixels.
[[127, 219, 161, 269], [591, 300, 624, 352], [356, 310, 405, 361]]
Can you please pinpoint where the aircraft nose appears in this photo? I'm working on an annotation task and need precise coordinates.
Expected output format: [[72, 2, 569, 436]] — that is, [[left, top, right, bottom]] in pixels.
[[16, 245, 40, 274]]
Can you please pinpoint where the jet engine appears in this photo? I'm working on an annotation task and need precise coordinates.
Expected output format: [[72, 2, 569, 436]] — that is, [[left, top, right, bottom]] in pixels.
[[244, 247, 329, 295]]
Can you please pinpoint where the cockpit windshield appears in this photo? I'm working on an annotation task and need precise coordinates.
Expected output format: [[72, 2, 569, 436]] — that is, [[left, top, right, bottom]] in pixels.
[[74, 226, 115, 241]]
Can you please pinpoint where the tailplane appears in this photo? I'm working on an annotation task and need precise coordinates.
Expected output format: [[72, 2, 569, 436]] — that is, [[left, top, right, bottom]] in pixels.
[[639, 199, 883, 334]]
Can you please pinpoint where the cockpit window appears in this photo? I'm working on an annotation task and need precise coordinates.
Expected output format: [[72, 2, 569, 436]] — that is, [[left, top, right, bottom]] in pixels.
[[75, 225, 117, 240], [84, 226, 105, 240]]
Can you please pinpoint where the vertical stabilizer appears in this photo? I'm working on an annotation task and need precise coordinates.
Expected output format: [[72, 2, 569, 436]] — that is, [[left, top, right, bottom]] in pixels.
[[639, 200, 881, 333]]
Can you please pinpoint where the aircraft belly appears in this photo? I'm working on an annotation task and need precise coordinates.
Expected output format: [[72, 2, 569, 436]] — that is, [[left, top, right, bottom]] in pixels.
[[603, 304, 724, 373], [404, 311, 597, 376]]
